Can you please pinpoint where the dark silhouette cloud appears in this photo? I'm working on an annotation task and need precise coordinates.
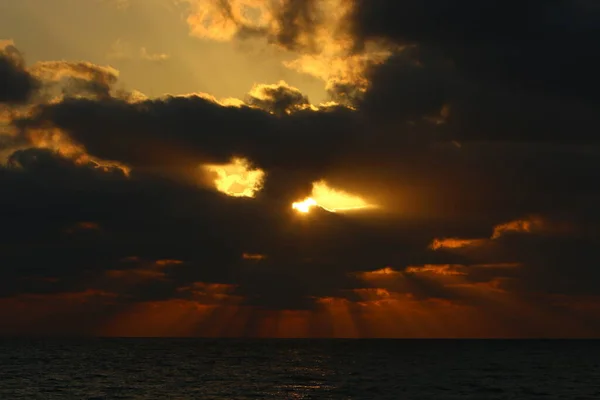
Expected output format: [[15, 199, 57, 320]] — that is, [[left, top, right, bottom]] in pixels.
[[351, 0, 600, 103], [2, 0, 600, 337], [0, 49, 39, 104], [346, 0, 600, 142]]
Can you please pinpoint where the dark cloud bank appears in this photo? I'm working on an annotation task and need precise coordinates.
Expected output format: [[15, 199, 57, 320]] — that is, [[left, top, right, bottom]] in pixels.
[[1, 0, 600, 336]]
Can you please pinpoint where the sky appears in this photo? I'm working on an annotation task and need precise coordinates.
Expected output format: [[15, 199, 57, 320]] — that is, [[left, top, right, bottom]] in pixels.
[[1, 0, 600, 338]]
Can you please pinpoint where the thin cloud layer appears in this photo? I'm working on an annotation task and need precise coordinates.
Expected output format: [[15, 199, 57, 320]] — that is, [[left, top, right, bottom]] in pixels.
[[2, 0, 600, 338]]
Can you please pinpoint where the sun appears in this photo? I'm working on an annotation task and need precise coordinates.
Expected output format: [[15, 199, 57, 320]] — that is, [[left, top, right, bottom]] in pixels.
[[292, 198, 318, 214]]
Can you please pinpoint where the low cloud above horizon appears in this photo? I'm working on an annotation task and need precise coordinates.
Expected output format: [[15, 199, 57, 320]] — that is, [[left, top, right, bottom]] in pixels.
[[1, 0, 600, 338]]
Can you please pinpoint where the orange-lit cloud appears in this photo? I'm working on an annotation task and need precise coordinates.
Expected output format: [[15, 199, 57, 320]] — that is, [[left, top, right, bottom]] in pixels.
[[405, 264, 467, 276], [181, 0, 394, 95], [311, 180, 373, 211], [202, 157, 265, 197], [292, 197, 318, 214], [29, 61, 119, 94], [242, 253, 267, 261], [184, 0, 260, 42], [431, 216, 562, 252], [357, 267, 401, 281], [491, 215, 575, 239], [176, 91, 245, 107], [246, 80, 314, 114], [23, 127, 131, 176], [0, 39, 15, 53], [491, 216, 545, 239], [192, 81, 339, 113], [352, 287, 393, 301], [155, 259, 184, 267], [429, 237, 485, 250], [292, 180, 374, 214], [283, 42, 393, 96]]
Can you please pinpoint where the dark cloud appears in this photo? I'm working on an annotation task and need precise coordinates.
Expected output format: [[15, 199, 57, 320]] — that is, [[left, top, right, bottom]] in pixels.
[[2, 20, 600, 336], [348, 0, 600, 142], [36, 61, 119, 99], [264, 0, 320, 51], [212, 0, 324, 52], [351, 0, 600, 103], [0, 49, 39, 104], [0, 147, 440, 310], [2, 142, 600, 317], [17, 91, 361, 203]]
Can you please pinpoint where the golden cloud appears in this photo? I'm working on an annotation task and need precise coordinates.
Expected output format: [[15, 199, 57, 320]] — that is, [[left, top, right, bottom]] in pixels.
[[429, 237, 483, 250], [203, 157, 265, 198], [356, 267, 401, 281], [175, 92, 245, 107], [0, 39, 15, 51], [155, 259, 185, 267], [491, 216, 546, 239], [24, 127, 131, 176], [431, 215, 566, 254], [292, 180, 375, 214], [405, 264, 467, 276], [292, 197, 318, 214], [181, 0, 394, 93], [29, 61, 119, 86]]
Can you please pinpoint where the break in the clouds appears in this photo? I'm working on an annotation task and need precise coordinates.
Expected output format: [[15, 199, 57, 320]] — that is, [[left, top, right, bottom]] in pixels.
[[1, 0, 600, 337]]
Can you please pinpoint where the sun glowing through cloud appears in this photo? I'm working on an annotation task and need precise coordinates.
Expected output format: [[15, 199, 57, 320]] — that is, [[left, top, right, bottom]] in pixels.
[[292, 198, 318, 214], [292, 181, 374, 214], [311, 180, 372, 212], [203, 157, 265, 198]]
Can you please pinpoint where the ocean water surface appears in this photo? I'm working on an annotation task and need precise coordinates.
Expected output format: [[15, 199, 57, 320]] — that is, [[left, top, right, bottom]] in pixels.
[[1, 339, 599, 399]]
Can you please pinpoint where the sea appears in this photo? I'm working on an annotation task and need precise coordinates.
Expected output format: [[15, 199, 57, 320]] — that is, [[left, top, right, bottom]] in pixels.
[[1, 339, 599, 399]]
